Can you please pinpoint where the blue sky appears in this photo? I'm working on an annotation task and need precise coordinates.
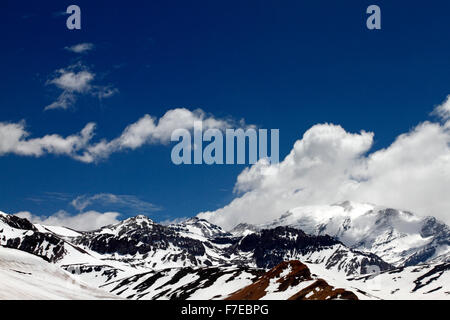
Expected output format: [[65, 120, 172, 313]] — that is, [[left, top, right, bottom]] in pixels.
[[1, 1, 450, 227]]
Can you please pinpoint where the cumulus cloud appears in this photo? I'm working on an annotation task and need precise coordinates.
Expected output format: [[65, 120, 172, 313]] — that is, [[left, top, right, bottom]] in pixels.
[[44, 63, 117, 111], [77, 108, 241, 162], [0, 120, 95, 158], [64, 43, 95, 54], [432, 95, 450, 120], [12, 192, 159, 231], [199, 97, 450, 229], [49, 68, 94, 92], [0, 108, 245, 163], [71, 193, 161, 213], [15, 210, 120, 231]]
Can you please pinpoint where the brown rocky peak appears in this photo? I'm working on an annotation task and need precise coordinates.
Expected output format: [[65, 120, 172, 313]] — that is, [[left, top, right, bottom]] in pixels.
[[226, 260, 358, 300]]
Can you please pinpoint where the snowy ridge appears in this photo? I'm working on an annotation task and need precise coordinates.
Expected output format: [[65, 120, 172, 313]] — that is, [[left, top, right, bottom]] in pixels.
[[1, 206, 450, 300], [100, 265, 263, 300], [346, 261, 450, 299], [233, 226, 392, 276], [70, 215, 239, 270], [259, 201, 450, 267], [169, 217, 231, 240]]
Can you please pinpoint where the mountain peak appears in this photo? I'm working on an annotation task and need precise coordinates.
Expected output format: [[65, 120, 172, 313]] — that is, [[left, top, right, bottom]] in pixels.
[[95, 215, 155, 235], [260, 203, 450, 267], [169, 216, 229, 238], [123, 215, 154, 224], [230, 223, 259, 237], [226, 260, 358, 300]]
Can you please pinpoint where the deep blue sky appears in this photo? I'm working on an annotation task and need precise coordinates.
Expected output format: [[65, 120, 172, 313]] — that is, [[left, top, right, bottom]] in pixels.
[[0, 0, 449, 221]]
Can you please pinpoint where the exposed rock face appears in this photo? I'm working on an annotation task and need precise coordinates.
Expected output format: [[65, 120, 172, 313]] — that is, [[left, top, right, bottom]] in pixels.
[[232, 226, 392, 275], [170, 217, 231, 238], [226, 260, 358, 300], [73, 216, 207, 266], [63, 264, 125, 284], [411, 262, 450, 292], [403, 217, 450, 266], [0, 214, 36, 231], [0, 213, 67, 262], [5, 232, 66, 263], [288, 279, 358, 300], [99, 265, 264, 300]]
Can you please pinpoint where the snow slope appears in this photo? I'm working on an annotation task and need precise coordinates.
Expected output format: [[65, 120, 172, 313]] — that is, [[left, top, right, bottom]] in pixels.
[[100, 265, 263, 300], [346, 261, 450, 300], [0, 246, 120, 300]]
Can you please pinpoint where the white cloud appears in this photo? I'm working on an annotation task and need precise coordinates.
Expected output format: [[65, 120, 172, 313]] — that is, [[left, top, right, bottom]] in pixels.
[[432, 95, 450, 120], [64, 43, 95, 54], [15, 210, 120, 231], [92, 85, 119, 99], [0, 120, 95, 157], [44, 91, 77, 111], [159, 217, 189, 226], [44, 63, 117, 111], [199, 97, 450, 229], [78, 108, 240, 162], [71, 193, 161, 213], [49, 69, 94, 93], [0, 108, 245, 163]]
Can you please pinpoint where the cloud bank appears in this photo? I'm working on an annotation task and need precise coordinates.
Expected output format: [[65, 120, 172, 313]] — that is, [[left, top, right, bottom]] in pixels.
[[432, 94, 450, 120], [15, 210, 120, 231], [0, 121, 95, 158], [12, 192, 159, 231], [0, 108, 245, 163], [199, 97, 450, 229]]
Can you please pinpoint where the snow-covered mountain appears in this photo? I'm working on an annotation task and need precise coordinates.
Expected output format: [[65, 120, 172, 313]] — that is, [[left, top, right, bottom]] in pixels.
[[99, 265, 263, 300], [170, 217, 232, 239], [1, 206, 449, 300], [0, 211, 96, 264], [70, 215, 239, 270], [231, 226, 392, 276], [345, 261, 450, 299], [0, 246, 119, 300], [255, 201, 450, 267]]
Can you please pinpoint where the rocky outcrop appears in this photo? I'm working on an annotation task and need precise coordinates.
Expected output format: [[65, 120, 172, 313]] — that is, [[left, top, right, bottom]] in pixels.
[[226, 260, 358, 300]]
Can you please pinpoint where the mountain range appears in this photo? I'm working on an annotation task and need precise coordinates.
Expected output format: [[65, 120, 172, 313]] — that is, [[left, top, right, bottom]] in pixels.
[[0, 201, 449, 300]]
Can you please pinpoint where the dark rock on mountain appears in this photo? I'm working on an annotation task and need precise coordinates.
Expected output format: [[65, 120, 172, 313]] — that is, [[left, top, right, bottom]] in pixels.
[[170, 217, 231, 238], [232, 226, 392, 275], [0, 214, 69, 262], [0, 214, 37, 232], [5, 232, 66, 262], [100, 265, 264, 300], [63, 264, 125, 283], [73, 216, 206, 263]]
